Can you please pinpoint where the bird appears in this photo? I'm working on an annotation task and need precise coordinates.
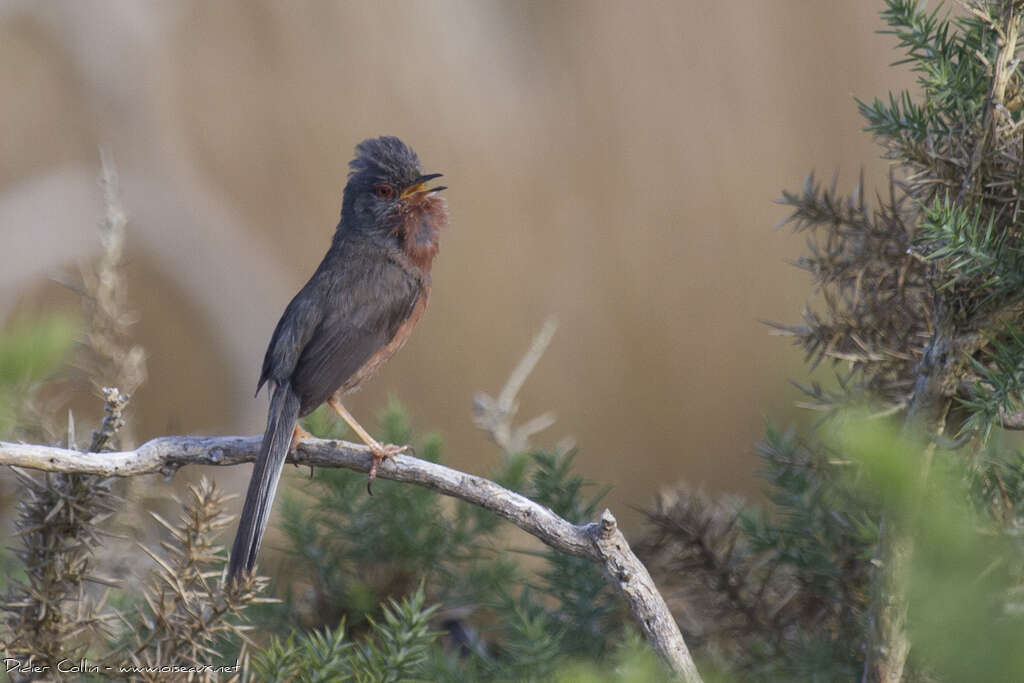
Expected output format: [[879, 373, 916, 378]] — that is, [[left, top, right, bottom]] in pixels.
[[227, 136, 448, 583]]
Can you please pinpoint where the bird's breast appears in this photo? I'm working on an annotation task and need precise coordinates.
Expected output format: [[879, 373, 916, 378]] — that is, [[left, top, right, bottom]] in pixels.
[[340, 286, 430, 393]]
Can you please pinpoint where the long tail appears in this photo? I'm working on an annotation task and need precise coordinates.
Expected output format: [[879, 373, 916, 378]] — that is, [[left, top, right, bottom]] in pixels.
[[227, 381, 301, 583]]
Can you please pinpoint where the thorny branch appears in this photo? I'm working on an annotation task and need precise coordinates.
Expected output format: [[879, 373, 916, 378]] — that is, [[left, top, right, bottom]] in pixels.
[[2, 387, 123, 670]]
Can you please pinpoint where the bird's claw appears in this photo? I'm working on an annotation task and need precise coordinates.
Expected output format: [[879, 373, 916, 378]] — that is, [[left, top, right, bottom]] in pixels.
[[289, 423, 313, 467], [366, 443, 411, 495]]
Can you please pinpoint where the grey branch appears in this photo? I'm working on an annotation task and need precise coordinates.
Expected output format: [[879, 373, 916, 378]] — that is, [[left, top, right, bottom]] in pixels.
[[0, 435, 702, 682]]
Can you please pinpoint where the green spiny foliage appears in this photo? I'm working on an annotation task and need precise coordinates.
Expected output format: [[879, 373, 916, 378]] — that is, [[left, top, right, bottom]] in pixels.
[[351, 586, 440, 682], [489, 588, 566, 682], [740, 425, 875, 679], [915, 196, 1023, 300], [862, 0, 991, 144], [268, 400, 631, 680], [249, 629, 348, 683], [775, 0, 1024, 530], [527, 451, 618, 660], [960, 325, 1024, 438], [250, 583, 439, 682], [778, 0, 1024, 424], [966, 438, 1024, 524]]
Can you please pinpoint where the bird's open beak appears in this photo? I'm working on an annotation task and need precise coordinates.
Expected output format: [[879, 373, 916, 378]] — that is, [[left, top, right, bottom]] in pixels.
[[400, 173, 447, 200]]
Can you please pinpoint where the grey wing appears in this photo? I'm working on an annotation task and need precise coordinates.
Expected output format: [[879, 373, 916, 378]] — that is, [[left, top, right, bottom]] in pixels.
[[257, 279, 327, 395], [289, 263, 421, 413]]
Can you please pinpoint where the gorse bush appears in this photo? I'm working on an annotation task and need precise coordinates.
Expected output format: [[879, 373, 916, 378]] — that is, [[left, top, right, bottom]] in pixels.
[[644, 1, 1024, 679], [640, 1, 1024, 680]]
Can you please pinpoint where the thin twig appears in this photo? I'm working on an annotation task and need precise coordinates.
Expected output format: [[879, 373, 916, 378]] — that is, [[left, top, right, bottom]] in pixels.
[[473, 317, 558, 453]]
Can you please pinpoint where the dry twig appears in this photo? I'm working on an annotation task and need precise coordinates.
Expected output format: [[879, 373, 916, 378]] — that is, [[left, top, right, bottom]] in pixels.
[[473, 316, 559, 454]]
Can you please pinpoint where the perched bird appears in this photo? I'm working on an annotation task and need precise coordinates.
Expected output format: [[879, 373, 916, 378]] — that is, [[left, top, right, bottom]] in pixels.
[[227, 136, 448, 582]]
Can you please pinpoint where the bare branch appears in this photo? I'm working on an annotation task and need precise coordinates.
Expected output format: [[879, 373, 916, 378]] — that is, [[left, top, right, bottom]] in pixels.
[[0, 435, 702, 682], [473, 316, 558, 453], [89, 386, 129, 452]]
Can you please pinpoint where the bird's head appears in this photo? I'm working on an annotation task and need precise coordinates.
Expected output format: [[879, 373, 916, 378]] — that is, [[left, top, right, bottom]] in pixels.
[[340, 137, 447, 255]]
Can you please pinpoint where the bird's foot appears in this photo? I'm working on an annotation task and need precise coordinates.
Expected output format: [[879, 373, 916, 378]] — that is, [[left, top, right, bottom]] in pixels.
[[290, 423, 315, 476], [366, 442, 411, 495], [290, 423, 313, 452]]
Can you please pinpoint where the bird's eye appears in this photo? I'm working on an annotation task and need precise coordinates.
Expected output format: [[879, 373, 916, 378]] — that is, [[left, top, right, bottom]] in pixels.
[[374, 184, 394, 200]]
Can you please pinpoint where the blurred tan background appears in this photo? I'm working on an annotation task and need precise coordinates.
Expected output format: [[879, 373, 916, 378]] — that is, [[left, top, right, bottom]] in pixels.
[[0, 1, 911, 529]]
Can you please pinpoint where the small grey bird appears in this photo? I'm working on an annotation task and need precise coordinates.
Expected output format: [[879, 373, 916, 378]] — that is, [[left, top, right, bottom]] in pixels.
[[227, 136, 448, 582]]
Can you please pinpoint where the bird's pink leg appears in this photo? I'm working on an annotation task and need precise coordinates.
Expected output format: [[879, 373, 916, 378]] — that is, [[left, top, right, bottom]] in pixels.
[[327, 397, 410, 493]]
